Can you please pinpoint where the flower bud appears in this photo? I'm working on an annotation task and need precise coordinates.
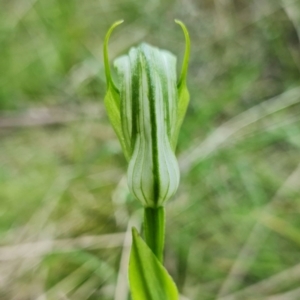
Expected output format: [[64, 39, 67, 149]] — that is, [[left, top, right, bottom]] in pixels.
[[103, 20, 190, 208]]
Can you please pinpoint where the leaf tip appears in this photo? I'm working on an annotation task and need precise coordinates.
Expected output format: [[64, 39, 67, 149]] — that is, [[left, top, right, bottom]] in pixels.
[[115, 19, 124, 26], [103, 20, 124, 90], [175, 19, 190, 87]]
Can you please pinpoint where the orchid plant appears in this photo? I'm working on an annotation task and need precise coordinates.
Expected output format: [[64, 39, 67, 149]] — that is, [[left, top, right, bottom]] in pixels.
[[103, 20, 190, 300]]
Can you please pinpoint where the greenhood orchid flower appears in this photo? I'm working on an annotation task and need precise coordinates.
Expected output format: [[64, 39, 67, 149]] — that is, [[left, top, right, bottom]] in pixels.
[[103, 20, 190, 208]]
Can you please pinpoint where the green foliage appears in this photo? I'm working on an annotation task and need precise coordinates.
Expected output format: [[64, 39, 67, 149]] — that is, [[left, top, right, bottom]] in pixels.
[[129, 228, 178, 300]]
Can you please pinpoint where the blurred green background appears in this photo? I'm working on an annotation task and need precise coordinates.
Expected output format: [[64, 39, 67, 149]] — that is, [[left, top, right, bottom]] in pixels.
[[1, 0, 300, 299]]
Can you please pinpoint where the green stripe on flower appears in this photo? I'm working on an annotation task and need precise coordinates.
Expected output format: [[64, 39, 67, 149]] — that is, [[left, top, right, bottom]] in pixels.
[[103, 20, 190, 207]]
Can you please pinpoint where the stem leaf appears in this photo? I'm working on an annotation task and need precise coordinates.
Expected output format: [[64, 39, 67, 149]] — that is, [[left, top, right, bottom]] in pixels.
[[129, 228, 179, 300]]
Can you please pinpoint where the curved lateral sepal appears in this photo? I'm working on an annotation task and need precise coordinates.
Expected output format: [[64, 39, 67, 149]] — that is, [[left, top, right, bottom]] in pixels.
[[103, 20, 124, 92], [103, 20, 131, 160], [175, 19, 190, 88], [172, 20, 191, 149], [129, 228, 179, 300]]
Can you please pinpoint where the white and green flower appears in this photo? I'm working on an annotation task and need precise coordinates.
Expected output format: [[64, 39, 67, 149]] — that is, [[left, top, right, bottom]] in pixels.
[[103, 20, 190, 208]]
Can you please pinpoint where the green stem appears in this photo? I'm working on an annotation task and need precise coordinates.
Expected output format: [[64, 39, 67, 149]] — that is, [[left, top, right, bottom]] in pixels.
[[143, 207, 165, 263]]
